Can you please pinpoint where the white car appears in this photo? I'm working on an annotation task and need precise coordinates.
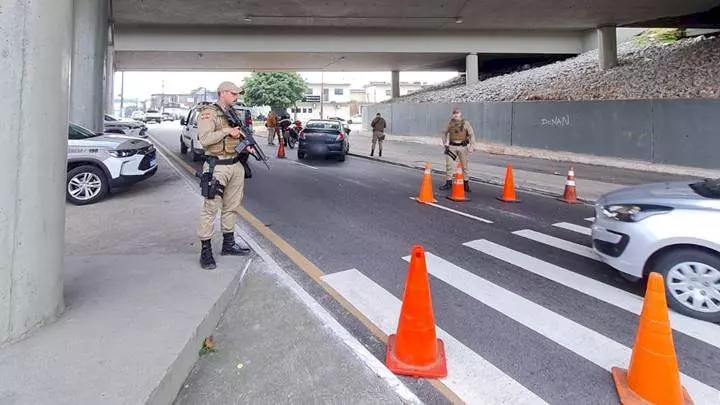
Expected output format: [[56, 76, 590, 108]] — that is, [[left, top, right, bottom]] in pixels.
[[67, 122, 158, 205], [347, 114, 362, 124], [145, 109, 163, 124], [131, 110, 146, 121], [592, 179, 720, 322], [104, 114, 147, 138]]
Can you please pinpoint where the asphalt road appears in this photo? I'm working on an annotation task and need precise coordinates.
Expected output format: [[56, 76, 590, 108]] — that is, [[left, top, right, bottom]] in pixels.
[[149, 122, 720, 405]]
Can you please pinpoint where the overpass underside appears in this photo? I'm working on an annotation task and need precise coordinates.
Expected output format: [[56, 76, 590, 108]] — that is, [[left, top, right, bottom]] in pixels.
[[113, 27, 587, 72]]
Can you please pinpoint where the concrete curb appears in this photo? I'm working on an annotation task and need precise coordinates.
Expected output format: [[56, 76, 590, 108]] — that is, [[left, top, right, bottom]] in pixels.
[[146, 259, 252, 405], [348, 152, 596, 204]]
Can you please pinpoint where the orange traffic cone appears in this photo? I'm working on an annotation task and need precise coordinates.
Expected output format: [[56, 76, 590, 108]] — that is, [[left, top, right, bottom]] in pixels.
[[497, 164, 520, 202], [559, 166, 579, 204], [447, 162, 469, 202], [277, 139, 286, 158], [611, 272, 694, 405], [416, 162, 437, 204], [386, 245, 447, 378]]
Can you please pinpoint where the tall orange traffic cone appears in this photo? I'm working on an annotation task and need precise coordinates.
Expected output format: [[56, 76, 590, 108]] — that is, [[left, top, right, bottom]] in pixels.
[[277, 139, 286, 158], [611, 272, 694, 405], [416, 162, 437, 204], [497, 164, 520, 202], [447, 162, 469, 202], [386, 245, 447, 378], [559, 166, 579, 204]]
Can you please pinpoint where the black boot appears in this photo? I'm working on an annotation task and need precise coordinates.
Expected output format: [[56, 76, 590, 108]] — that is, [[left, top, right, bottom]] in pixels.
[[464, 180, 471, 193], [370, 148, 374, 157], [221, 232, 251, 256], [200, 239, 216, 270], [439, 180, 452, 190], [379, 149, 382, 157]]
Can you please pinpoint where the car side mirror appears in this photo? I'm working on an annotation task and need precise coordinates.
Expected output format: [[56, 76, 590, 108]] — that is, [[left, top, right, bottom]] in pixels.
[[180, 118, 187, 126]]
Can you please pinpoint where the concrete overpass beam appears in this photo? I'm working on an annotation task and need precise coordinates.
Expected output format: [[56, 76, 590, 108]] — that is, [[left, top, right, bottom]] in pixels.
[[598, 26, 618, 70], [71, 0, 109, 131], [0, 0, 73, 344], [105, 45, 115, 115], [466, 53, 479, 85], [391, 70, 400, 98]]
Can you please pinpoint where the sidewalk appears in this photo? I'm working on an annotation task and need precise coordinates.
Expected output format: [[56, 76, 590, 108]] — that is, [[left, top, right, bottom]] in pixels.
[[0, 154, 416, 404], [347, 129, 713, 202]]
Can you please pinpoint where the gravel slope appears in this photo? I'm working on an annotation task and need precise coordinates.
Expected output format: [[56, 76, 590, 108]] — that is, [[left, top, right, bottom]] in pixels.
[[392, 36, 720, 103]]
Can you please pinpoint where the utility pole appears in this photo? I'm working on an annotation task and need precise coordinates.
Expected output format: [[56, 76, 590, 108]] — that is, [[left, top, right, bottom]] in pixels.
[[119, 71, 125, 117], [320, 71, 324, 119]]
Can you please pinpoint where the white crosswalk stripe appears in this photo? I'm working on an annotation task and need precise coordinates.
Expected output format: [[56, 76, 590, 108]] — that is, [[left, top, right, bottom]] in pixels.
[[513, 229, 598, 260], [320, 219, 720, 404], [403, 252, 720, 405], [322, 269, 547, 405], [553, 222, 592, 235], [463, 239, 720, 351], [584, 217, 595, 222]]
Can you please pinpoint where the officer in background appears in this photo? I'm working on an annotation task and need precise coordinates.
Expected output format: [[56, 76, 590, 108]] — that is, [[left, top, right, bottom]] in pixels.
[[440, 107, 476, 193], [370, 112, 387, 157], [197, 81, 251, 270]]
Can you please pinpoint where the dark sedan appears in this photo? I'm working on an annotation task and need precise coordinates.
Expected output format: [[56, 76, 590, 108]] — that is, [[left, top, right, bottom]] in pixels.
[[297, 119, 350, 161]]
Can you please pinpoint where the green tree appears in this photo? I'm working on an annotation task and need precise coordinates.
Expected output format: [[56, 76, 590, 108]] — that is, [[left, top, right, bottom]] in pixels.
[[242, 72, 308, 109]]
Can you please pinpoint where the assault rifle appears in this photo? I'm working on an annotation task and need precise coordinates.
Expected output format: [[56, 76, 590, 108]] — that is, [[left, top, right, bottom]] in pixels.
[[222, 104, 271, 172]]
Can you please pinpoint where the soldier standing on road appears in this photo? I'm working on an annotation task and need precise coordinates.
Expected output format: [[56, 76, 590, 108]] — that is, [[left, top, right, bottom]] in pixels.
[[197, 81, 251, 270], [370, 112, 387, 157], [265, 111, 281, 145], [440, 107, 476, 193]]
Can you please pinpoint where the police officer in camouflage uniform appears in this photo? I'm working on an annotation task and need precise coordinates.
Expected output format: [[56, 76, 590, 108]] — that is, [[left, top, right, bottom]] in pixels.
[[440, 107, 476, 193], [197, 81, 251, 270]]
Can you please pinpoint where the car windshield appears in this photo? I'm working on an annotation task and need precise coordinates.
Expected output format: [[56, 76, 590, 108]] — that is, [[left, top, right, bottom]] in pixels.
[[68, 123, 101, 139], [306, 121, 340, 130], [105, 114, 118, 121], [690, 178, 720, 199]]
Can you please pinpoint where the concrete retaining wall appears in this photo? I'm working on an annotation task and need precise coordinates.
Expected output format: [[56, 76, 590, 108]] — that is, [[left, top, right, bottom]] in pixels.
[[362, 100, 720, 169]]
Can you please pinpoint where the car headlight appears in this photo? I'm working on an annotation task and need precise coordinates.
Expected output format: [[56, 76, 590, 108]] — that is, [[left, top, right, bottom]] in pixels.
[[601, 204, 673, 222], [109, 149, 137, 158]]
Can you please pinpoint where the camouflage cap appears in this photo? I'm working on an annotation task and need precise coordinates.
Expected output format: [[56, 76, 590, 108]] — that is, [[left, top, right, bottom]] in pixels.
[[217, 81, 243, 94]]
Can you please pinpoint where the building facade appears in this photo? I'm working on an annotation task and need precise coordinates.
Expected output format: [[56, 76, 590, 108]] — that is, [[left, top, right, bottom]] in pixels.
[[364, 81, 427, 103], [289, 82, 354, 121]]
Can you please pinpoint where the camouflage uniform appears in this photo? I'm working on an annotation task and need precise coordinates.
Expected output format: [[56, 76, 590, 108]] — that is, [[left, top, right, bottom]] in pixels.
[[197, 81, 251, 270], [440, 116, 476, 192], [370, 114, 387, 157]]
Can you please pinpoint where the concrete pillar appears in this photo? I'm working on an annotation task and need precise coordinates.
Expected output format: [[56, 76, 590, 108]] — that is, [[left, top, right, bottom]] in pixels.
[[0, 0, 74, 344], [466, 53, 480, 85], [71, 0, 109, 131], [598, 26, 618, 70], [105, 45, 115, 116], [391, 70, 400, 99]]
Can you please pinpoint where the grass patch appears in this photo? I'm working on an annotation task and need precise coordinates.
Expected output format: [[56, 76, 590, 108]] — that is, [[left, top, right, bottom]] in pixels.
[[634, 28, 685, 46]]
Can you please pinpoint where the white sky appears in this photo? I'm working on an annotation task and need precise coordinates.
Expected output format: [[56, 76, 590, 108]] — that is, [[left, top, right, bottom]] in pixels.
[[113, 71, 458, 100]]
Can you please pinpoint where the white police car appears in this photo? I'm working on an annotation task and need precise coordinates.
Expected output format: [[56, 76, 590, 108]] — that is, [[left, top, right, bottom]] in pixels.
[[67, 122, 158, 205]]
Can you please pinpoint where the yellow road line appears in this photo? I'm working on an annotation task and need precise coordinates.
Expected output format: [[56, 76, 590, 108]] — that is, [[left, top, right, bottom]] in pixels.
[[152, 134, 463, 404]]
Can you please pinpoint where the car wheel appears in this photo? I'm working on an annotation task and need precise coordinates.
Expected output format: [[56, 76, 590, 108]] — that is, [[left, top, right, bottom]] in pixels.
[[66, 165, 108, 206], [180, 136, 188, 154], [191, 140, 202, 162], [655, 247, 720, 322]]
